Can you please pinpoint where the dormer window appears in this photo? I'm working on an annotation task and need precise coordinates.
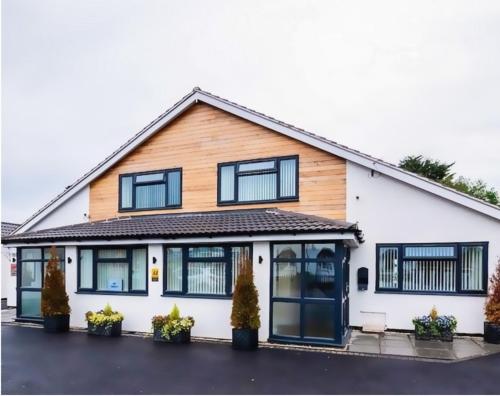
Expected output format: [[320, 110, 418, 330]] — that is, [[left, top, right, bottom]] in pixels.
[[218, 156, 298, 205], [119, 168, 182, 211]]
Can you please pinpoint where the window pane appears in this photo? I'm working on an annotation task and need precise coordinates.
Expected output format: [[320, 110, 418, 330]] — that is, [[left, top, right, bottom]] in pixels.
[[273, 244, 301, 259], [167, 171, 181, 206], [279, 159, 296, 197], [273, 262, 301, 297], [305, 244, 335, 259], [305, 261, 335, 298], [402, 260, 456, 292], [304, 304, 335, 339], [238, 160, 275, 172], [79, 249, 93, 289], [404, 245, 455, 258], [121, 176, 133, 208], [238, 173, 277, 201], [272, 302, 300, 337], [97, 262, 129, 292], [188, 247, 225, 258], [136, 184, 165, 208], [21, 291, 41, 317], [378, 247, 399, 289], [43, 247, 65, 261], [166, 248, 183, 292], [187, 262, 226, 295], [461, 246, 484, 291], [132, 248, 147, 291], [136, 173, 164, 182], [232, 246, 251, 291], [220, 165, 235, 201], [21, 261, 42, 288], [21, 248, 41, 260], [98, 248, 127, 259]]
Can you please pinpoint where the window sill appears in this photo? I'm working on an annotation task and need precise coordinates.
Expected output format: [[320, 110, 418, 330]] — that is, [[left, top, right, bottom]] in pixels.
[[162, 293, 232, 300], [374, 290, 487, 297], [75, 291, 148, 297], [118, 206, 181, 213], [217, 198, 299, 206]]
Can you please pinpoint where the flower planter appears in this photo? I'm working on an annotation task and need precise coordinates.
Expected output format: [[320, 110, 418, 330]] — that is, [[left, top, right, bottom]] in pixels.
[[414, 328, 454, 342], [43, 314, 70, 333], [152, 328, 191, 344], [88, 321, 122, 337], [484, 322, 500, 344], [232, 328, 258, 350]]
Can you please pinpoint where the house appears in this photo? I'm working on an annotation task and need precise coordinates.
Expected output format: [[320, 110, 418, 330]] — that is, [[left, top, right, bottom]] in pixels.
[[1, 222, 19, 309], [3, 88, 499, 346]]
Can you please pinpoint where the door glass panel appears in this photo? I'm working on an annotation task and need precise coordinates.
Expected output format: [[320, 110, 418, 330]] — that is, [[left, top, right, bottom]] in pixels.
[[21, 291, 41, 317], [43, 247, 65, 261], [305, 261, 335, 298], [273, 244, 301, 259], [273, 262, 301, 297], [21, 248, 41, 260], [304, 304, 335, 339], [272, 302, 300, 337], [305, 244, 335, 259], [21, 262, 42, 288]]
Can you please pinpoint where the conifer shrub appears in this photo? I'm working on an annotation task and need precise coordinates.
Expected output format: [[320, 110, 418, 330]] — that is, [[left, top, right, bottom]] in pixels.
[[41, 246, 70, 317], [231, 256, 260, 330], [485, 259, 500, 324]]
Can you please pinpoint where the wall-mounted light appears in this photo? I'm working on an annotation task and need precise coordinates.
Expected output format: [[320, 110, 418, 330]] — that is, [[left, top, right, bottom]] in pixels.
[[258, 255, 263, 264], [11, 257, 16, 263], [67, 257, 72, 264], [152, 257, 157, 264]]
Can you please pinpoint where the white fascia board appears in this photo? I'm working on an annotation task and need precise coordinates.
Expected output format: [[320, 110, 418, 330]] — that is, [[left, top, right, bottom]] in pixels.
[[6, 232, 359, 247]]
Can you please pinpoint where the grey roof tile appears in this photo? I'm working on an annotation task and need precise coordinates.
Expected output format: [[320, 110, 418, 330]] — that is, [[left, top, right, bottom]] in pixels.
[[1, 222, 20, 238]]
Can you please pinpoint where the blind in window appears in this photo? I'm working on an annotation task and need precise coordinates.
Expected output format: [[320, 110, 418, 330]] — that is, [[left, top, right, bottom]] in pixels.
[[187, 262, 226, 295], [461, 246, 483, 291], [402, 260, 456, 292], [79, 249, 93, 289], [378, 247, 398, 289]]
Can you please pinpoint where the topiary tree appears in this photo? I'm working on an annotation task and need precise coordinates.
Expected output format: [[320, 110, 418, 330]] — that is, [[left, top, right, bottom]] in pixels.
[[41, 246, 70, 317], [485, 259, 500, 324], [231, 256, 260, 330]]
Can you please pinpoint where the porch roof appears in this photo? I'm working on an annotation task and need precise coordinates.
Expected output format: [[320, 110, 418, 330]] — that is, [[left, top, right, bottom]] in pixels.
[[2, 208, 363, 244]]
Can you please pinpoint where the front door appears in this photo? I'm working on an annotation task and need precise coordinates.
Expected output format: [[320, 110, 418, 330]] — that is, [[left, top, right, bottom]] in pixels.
[[270, 242, 347, 345], [17, 247, 65, 320]]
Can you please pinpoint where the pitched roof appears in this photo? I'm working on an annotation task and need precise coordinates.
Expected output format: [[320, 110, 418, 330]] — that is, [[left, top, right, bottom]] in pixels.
[[14, 87, 500, 233], [2, 209, 362, 244], [1, 222, 20, 238]]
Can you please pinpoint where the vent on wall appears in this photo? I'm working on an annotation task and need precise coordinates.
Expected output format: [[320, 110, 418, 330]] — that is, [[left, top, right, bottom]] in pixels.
[[360, 311, 386, 333]]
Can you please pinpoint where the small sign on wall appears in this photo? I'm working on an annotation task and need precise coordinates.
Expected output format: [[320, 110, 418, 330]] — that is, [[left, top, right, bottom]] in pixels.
[[151, 268, 159, 282], [10, 263, 16, 276]]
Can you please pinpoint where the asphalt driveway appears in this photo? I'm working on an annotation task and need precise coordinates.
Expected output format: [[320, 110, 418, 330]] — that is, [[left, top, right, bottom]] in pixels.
[[1, 325, 499, 395]]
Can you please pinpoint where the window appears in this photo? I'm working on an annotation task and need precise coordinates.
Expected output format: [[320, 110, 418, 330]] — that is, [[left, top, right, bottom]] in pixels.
[[218, 156, 298, 204], [119, 168, 181, 211], [77, 246, 147, 294], [164, 245, 251, 297], [376, 243, 488, 295]]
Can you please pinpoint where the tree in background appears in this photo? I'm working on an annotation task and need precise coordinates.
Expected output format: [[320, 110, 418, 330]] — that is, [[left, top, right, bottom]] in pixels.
[[399, 155, 499, 206]]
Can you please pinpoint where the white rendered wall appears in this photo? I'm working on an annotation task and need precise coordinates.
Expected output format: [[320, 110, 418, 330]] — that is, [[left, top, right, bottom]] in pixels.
[[2, 246, 17, 306], [346, 161, 500, 334], [28, 186, 90, 232], [65, 242, 271, 341]]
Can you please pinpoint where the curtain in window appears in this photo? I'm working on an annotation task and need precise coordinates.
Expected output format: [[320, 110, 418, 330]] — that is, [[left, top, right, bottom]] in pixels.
[[167, 171, 181, 206], [231, 246, 250, 291], [402, 260, 456, 292], [121, 176, 133, 208], [238, 173, 277, 201], [378, 247, 399, 288], [166, 248, 183, 292], [136, 184, 165, 208], [132, 248, 147, 291], [280, 159, 296, 197], [220, 165, 235, 201], [79, 249, 93, 289], [97, 262, 129, 291], [187, 262, 226, 294], [461, 246, 483, 291]]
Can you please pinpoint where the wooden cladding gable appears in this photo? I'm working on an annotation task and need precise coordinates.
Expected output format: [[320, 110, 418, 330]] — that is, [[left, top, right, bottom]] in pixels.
[[89, 103, 346, 221]]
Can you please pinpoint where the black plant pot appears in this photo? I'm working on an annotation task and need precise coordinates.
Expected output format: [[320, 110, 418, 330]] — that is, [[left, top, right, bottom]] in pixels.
[[484, 322, 500, 344], [232, 328, 258, 350], [153, 328, 191, 344], [88, 321, 122, 337], [43, 314, 70, 333]]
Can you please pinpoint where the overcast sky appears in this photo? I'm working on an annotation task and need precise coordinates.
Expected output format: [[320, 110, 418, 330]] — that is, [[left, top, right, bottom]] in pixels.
[[2, 0, 500, 224]]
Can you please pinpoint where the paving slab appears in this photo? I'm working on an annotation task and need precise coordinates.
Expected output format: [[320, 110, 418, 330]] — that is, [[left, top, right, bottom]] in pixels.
[[452, 338, 486, 359], [346, 344, 380, 354], [380, 345, 416, 357]]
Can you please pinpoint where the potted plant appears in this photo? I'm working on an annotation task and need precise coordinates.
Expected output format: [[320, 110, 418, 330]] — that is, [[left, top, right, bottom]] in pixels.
[[412, 306, 457, 342], [151, 305, 194, 344], [41, 246, 71, 333], [484, 259, 500, 344], [230, 256, 260, 350], [85, 304, 124, 337]]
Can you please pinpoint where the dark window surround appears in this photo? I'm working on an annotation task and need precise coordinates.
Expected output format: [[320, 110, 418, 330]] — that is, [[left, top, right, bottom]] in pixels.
[[119, 168, 182, 212], [217, 155, 299, 206], [77, 245, 148, 295], [163, 243, 252, 299], [375, 242, 488, 296]]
